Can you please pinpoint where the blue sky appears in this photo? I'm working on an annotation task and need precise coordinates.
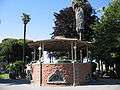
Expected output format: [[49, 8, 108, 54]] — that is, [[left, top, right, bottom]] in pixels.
[[0, 0, 110, 42]]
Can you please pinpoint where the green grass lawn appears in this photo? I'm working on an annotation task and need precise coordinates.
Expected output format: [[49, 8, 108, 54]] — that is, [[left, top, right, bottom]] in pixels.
[[0, 73, 9, 79]]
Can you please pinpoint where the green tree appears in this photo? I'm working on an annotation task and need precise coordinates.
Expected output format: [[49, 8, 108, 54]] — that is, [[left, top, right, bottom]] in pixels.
[[92, 0, 120, 75], [0, 38, 18, 63], [52, 7, 78, 38], [0, 38, 33, 64], [52, 6, 97, 41]]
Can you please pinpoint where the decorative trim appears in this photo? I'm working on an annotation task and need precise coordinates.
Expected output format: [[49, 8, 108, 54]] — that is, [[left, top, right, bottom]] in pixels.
[[47, 69, 66, 84]]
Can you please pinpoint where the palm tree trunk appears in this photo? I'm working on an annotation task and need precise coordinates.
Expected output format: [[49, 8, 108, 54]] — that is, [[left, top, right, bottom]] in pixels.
[[23, 23, 26, 63]]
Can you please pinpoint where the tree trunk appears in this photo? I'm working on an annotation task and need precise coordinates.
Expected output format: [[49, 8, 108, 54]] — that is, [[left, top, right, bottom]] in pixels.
[[101, 60, 103, 74], [23, 23, 26, 63], [105, 62, 109, 74], [98, 60, 100, 71]]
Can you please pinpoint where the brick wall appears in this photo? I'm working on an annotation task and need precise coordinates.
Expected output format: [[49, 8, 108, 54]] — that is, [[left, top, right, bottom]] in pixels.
[[32, 64, 41, 85], [32, 63, 91, 86]]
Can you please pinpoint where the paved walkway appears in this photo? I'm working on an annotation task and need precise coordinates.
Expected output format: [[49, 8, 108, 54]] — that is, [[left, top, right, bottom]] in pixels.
[[0, 79, 120, 90], [88, 79, 120, 85]]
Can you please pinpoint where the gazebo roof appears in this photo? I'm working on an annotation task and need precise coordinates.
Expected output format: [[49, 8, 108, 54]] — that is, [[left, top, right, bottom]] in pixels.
[[29, 38, 92, 51]]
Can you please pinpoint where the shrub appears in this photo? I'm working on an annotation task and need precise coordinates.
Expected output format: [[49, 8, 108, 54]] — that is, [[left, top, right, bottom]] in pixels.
[[6, 60, 26, 79]]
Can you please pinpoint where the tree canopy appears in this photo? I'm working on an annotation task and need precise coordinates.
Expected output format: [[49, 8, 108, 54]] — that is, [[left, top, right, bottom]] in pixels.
[[51, 6, 97, 41], [92, 0, 120, 75], [0, 38, 33, 64]]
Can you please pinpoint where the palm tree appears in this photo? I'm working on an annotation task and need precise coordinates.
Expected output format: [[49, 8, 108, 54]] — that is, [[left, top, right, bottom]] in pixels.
[[22, 13, 31, 63]]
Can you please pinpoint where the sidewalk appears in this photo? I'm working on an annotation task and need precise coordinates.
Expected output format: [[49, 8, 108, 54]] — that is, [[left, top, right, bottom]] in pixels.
[[0, 79, 120, 90]]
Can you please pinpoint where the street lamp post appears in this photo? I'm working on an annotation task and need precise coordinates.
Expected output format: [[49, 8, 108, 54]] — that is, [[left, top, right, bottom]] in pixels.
[[22, 13, 31, 63]]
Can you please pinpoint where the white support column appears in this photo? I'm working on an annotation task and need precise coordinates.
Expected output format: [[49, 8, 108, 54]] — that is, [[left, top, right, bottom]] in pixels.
[[38, 44, 42, 61], [71, 42, 74, 61], [67, 52, 70, 59], [33, 48, 36, 61], [80, 50, 82, 63], [73, 41, 77, 86], [42, 43, 44, 62], [79, 32, 82, 41], [73, 60, 76, 86], [71, 42, 75, 86], [74, 41, 77, 61], [86, 45, 89, 62]]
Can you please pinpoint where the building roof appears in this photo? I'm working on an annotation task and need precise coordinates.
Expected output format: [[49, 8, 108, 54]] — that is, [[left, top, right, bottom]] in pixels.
[[29, 38, 92, 51]]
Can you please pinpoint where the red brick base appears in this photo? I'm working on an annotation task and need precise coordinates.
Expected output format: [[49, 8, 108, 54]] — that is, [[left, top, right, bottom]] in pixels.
[[32, 63, 91, 86]]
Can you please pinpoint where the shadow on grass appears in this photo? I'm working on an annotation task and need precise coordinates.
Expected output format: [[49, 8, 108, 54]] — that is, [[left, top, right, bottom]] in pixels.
[[0, 79, 31, 85], [87, 79, 120, 85]]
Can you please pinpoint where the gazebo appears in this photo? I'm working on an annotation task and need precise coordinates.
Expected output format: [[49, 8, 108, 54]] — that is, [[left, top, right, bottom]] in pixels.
[[29, 37, 92, 86]]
